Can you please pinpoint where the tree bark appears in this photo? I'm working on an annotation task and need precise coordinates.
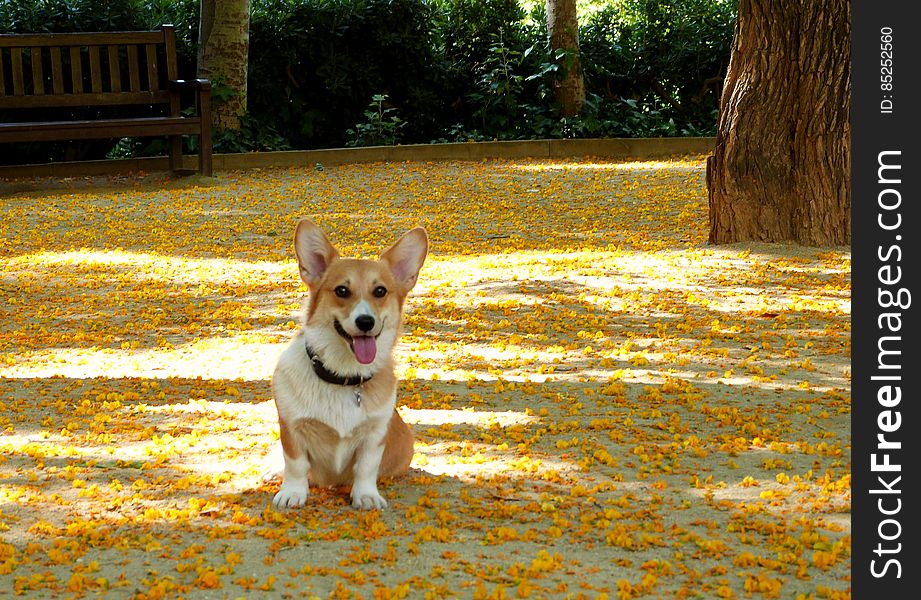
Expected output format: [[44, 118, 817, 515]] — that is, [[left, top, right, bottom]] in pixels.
[[706, 0, 850, 246], [545, 0, 585, 117], [197, 0, 251, 131]]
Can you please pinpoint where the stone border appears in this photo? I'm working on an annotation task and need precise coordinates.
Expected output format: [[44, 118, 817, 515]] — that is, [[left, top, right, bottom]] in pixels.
[[0, 137, 714, 179]]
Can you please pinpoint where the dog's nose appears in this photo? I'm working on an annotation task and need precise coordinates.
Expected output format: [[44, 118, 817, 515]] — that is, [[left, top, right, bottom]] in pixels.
[[355, 315, 375, 333]]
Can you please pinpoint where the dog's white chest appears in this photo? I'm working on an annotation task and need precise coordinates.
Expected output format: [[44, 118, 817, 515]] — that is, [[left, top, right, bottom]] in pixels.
[[289, 408, 387, 485]]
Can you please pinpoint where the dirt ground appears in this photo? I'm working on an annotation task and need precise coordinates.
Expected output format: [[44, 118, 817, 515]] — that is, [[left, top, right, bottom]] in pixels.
[[0, 155, 850, 599]]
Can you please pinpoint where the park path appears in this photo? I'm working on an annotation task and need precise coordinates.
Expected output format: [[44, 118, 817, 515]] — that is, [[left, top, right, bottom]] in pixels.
[[0, 156, 850, 599]]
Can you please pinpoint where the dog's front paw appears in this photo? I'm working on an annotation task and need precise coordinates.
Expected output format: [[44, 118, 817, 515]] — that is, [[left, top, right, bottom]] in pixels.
[[273, 482, 308, 509], [350, 485, 387, 510]]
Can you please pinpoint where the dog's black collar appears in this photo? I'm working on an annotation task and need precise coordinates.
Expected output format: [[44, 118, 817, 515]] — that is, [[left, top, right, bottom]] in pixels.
[[304, 342, 371, 387]]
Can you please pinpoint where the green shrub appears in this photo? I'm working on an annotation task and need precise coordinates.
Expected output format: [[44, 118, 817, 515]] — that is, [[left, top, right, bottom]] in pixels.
[[1, 0, 737, 164], [346, 94, 407, 147], [248, 0, 444, 149], [581, 0, 736, 133]]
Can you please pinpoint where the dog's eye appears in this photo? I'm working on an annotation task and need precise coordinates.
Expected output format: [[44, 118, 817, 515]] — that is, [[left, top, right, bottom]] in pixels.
[[373, 286, 387, 298], [334, 285, 351, 298]]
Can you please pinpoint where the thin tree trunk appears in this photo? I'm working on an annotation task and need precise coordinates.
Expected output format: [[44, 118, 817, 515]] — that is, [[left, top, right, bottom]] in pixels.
[[198, 0, 251, 131], [706, 0, 850, 246], [545, 0, 585, 117]]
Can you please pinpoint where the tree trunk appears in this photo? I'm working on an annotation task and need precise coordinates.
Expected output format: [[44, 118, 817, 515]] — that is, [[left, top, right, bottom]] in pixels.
[[706, 0, 850, 246], [545, 0, 585, 117], [197, 0, 251, 131]]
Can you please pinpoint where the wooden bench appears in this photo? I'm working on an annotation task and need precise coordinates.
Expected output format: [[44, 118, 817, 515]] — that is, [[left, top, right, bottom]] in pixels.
[[0, 25, 212, 175]]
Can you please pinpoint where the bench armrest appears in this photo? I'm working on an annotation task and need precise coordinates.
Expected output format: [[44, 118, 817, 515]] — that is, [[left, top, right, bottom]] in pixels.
[[167, 78, 212, 125], [168, 79, 212, 93]]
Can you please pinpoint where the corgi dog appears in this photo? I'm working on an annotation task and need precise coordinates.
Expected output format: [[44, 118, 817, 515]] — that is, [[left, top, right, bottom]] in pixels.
[[270, 219, 427, 510]]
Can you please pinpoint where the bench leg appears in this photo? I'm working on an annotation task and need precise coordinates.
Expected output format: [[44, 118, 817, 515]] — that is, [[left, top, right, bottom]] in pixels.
[[169, 135, 183, 173], [199, 130, 213, 177]]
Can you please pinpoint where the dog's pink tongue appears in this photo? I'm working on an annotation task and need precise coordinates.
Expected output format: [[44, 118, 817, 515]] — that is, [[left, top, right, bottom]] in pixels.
[[352, 336, 377, 364]]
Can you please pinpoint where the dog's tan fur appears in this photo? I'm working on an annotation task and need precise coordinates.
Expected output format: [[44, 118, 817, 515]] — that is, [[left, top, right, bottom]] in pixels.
[[271, 220, 427, 510]]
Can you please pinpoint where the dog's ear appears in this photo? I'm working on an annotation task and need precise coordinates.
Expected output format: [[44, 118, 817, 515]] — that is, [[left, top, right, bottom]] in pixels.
[[294, 219, 339, 286], [381, 227, 428, 294]]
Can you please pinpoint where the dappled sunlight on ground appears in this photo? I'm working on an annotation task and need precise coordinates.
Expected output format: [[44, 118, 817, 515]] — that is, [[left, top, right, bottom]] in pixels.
[[0, 156, 849, 598], [509, 158, 701, 172]]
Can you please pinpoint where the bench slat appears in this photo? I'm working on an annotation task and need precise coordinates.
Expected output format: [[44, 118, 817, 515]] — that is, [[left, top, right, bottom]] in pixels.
[[146, 44, 159, 91], [11, 48, 24, 95], [89, 46, 102, 93], [127, 45, 140, 92], [107, 45, 121, 92], [31, 47, 44, 95], [0, 116, 203, 143], [0, 90, 172, 109], [50, 47, 64, 94], [0, 31, 165, 48], [70, 46, 83, 93]]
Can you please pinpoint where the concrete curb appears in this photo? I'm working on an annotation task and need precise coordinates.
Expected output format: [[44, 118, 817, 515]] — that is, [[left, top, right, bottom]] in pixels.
[[0, 137, 715, 179]]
